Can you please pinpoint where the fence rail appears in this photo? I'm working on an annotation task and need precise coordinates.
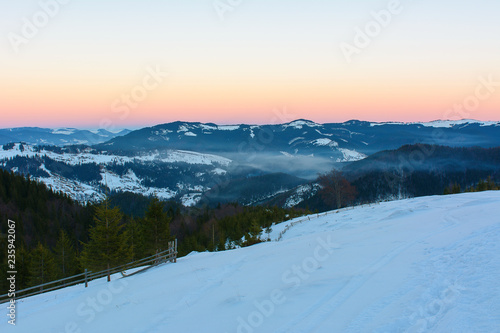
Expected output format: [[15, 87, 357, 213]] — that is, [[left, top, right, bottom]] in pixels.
[[0, 239, 177, 304], [276, 202, 381, 241]]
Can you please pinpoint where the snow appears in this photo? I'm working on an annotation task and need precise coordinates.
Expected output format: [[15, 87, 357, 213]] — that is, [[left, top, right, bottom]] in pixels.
[[218, 125, 240, 131], [51, 128, 76, 135], [283, 120, 321, 129], [417, 119, 500, 128], [336, 148, 367, 162], [6, 191, 500, 332], [166, 150, 231, 166], [370, 121, 406, 127], [152, 129, 173, 136], [177, 125, 190, 133], [199, 124, 218, 131], [0, 144, 230, 204], [0, 144, 231, 167], [283, 183, 320, 208], [184, 131, 197, 137], [211, 168, 227, 175], [280, 151, 294, 157], [38, 165, 104, 203], [370, 119, 500, 128], [288, 137, 304, 145], [311, 138, 338, 147], [180, 193, 202, 207], [315, 129, 333, 137]]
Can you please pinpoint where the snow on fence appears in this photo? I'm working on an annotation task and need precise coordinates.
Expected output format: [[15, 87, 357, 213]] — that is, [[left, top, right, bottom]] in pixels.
[[0, 239, 177, 304], [276, 202, 380, 241]]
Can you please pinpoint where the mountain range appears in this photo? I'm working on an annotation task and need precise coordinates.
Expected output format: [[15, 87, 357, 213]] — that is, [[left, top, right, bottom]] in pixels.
[[0, 127, 131, 146], [1, 119, 499, 207]]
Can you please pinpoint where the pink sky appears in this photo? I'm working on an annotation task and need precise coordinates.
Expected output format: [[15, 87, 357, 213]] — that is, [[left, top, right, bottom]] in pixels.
[[1, 1, 499, 128]]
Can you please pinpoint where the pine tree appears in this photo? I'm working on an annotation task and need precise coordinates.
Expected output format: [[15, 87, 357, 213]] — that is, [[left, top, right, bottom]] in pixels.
[[53, 230, 78, 279], [486, 176, 495, 190], [15, 244, 31, 289], [451, 182, 461, 194], [80, 198, 132, 281], [143, 197, 171, 256], [28, 243, 56, 287], [126, 216, 146, 260], [265, 225, 273, 241], [477, 179, 488, 192]]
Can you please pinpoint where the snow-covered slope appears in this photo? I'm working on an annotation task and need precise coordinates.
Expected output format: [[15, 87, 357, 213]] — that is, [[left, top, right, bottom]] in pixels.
[[5, 191, 500, 332], [369, 119, 500, 128], [0, 143, 232, 204]]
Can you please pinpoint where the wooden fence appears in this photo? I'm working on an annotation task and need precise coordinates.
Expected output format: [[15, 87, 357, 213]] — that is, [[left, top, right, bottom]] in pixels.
[[276, 202, 381, 241], [0, 239, 177, 304]]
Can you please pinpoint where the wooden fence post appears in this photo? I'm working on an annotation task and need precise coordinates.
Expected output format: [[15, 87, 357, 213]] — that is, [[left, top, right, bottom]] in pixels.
[[84, 269, 88, 288]]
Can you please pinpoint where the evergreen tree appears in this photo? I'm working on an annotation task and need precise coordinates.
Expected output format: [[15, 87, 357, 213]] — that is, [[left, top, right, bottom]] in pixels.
[[126, 216, 146, 260], [143, 197, 171, 256], [80, 198, 132, 281], [451, 182, 461, 194], [53, 230, 78, 279], [486, 176, 496, 190], [265, 225, 273, 241], [28, 243, 56, 287], [15, 244, 31, 289]]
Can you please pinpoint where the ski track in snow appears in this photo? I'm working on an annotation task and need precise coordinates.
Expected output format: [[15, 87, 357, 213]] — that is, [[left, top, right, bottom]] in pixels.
[[276, 211, 462, 333]]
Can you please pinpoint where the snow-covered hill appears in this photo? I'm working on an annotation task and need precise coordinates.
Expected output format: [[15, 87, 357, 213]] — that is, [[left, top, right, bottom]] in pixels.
[[0, 143, 232, 204], [5, 191, 499, 332]]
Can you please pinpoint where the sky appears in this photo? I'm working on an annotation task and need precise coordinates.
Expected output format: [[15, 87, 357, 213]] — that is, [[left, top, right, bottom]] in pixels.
[[1, 0, 499, 129]]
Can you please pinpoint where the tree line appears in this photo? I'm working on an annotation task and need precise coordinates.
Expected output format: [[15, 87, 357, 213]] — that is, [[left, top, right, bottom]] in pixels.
[[0, 169, 307, 291]]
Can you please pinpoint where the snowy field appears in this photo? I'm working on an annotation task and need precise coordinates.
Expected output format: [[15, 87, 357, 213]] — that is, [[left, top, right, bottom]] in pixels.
[[3, 191, 500, 332]]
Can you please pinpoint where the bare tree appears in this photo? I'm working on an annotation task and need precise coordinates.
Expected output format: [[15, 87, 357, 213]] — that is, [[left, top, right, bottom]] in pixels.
[[318, 170, 357, 209]]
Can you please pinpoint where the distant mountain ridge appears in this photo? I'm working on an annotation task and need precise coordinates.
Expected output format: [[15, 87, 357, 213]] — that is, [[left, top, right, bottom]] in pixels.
[[0, 127, 131, 146], [96, 119, 500, 158], [1, 119, 500, 207]]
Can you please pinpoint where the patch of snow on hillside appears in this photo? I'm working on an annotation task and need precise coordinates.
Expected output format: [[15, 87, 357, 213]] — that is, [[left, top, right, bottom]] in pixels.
[[284, 183, 320, 208], [417, 119, 500, 128], [38, 166, 103, 203], [184, 132, 197, 137], [336, 148, 367, 162], [164, 150, 231, 166], [218, 125, 240, 131], [369, 119, 500, 128], [280, 151, 294, 157], [181, 193, 202, 207], [199, 124, 218, 131], [311, 138, 338, 147], [211, 168, 227, 175], [100, 169, 177, 200], [370, 121, 405, 127], [152, 129, 173, 136], [315, 129, 333, 137], [0, 144, 231, 167], [52, 128, 76, 135], [288, 137, 304, 145], [284, 120, 321, 129]]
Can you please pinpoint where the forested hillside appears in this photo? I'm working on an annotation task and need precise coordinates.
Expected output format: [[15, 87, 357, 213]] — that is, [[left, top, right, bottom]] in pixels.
[[0, 169, 307, 292]]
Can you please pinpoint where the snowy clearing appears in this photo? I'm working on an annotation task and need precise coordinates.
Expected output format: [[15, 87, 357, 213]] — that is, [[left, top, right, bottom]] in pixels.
[[3, 191, 500, 333]]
